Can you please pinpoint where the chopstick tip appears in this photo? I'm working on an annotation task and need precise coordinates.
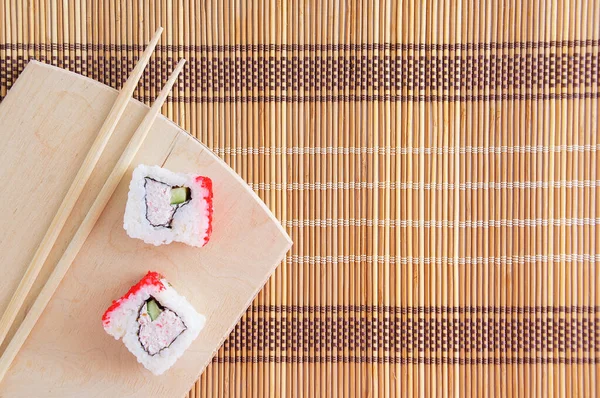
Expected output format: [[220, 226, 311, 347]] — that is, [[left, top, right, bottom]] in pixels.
[[151, 27, 164, 39]]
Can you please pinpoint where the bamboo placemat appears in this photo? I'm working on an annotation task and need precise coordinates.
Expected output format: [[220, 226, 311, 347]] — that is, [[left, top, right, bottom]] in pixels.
[[1, 0, 599, 396]]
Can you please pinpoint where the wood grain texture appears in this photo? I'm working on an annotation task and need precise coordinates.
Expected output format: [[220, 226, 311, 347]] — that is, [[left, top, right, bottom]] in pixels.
[[0, 61, 292, 397], [0, 57, 185, 383]]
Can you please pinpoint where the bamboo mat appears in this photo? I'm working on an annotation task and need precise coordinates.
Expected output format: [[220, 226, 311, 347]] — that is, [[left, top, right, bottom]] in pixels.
[[1, 0, 600, 396]]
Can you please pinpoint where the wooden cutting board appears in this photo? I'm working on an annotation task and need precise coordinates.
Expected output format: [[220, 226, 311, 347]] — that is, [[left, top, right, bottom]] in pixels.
[[0, 61, 292, 397]]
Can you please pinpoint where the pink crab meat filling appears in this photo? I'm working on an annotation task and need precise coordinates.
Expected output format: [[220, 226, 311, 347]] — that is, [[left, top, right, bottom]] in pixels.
[[138, 301, 187, 356]]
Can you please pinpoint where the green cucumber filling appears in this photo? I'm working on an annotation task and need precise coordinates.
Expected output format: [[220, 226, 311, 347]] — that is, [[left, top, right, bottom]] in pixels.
[[170, 186, 191, 205], [146, 298, 163, 321]]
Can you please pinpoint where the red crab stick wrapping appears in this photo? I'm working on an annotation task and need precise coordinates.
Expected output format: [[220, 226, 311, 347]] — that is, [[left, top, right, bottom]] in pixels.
[[195, 176, 213, 245]]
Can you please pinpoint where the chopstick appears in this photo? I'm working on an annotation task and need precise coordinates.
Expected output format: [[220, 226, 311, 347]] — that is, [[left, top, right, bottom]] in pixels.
[[0, 58, 187, 383], [0, 27, 164, 349]]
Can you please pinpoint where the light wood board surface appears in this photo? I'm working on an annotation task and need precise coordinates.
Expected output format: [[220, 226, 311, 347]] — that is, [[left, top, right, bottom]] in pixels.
[[0, 61, 292, 397]]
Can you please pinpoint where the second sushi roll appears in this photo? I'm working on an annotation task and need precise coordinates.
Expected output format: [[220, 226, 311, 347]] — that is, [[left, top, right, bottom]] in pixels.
[[102, 271, 206, 375]]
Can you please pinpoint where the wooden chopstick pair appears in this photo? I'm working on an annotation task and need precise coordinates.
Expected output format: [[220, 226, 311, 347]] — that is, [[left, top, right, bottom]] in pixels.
[[0, 27, 187, 382]]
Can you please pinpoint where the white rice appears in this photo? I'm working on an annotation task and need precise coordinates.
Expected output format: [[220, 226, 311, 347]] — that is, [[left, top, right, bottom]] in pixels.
[[124, 164, 212, 247]]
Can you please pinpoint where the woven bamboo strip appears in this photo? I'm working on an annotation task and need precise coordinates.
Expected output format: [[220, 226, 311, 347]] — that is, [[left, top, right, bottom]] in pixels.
[[0, 1, 5, 100], [587, 0, 596, 386]]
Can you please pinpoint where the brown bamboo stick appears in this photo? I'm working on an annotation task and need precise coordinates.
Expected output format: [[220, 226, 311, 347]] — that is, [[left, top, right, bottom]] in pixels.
[[130, 0, 138, 102], [85, 0, 93, 80], [505, 0, 516, 395], [306, 0, 314, 397], [244, 0, 256, 393], [525, 0, 538, 391], [382, 0, 393, 391], [176, 0, 185, 129], [360, 0, 369, 394], [389, 0, 399, 394], [477, 0, 490, 393], [575, 0, 587, 392], [561, 0, 574, 396], [426, 1, 438, 393], [497, 1, 508, 396], [590, 1, 599, 393], [335, 0, 348, 389], [198, 0, 207, 145], [313, 0, 323, 394], [344, 0, 352, 395], [194, 369, 200, 398], [531, 0, 542, 395], [437, 0, 448, 395], [115, 0, 122, 88], [283, 0, 293, 395], [537, 0, 550, 395], [290, 0, 299, 391], [514, 1, 527, 397], [224, 0, 233, 169], [344, 0, 359, 397], [100, 0, 108, 86], [556, 0, 568, 395], [546, 0, 557, 394], [516, 1, 527, 396], [188, 0, 196, 141], [216, 0, 225, 168], [237, 0, 249, 392], [259, 0, 268, 396], [518, 0, 527, 394], [404, 0, 414, 395], [460, 0, 471, 393], [297, 2, 307, 394], [6, 0, 13, 82], [465, 0, 476, 395], [568, 0, 581, 392], [93, 0, 100, 82], [108, 0, 116, 88], [581, 2, 594, 396], [373, 0, 385, 394], [486, 0, 498, 395], [16, 0, 24, 74], [324, 0, 334, 394], [78, 0, 85, 77], [0, 1, 6, 100], [280, 0, 289, 393], [2, 0, 8, 85], [27, 0, 35, 68], [440, 1, 451, 394], [14, 0, 22, 77], [268, 0, 278, 394], [25, 0, 34, 66], [232, 0, 244, 395], [318, 0, 327, 396], [205, 355, 212, 398]]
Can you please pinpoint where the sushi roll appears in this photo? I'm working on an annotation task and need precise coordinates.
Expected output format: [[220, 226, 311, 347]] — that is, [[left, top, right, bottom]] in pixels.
[[102, 271, 206, 375], [124, 164, 213, 247]]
